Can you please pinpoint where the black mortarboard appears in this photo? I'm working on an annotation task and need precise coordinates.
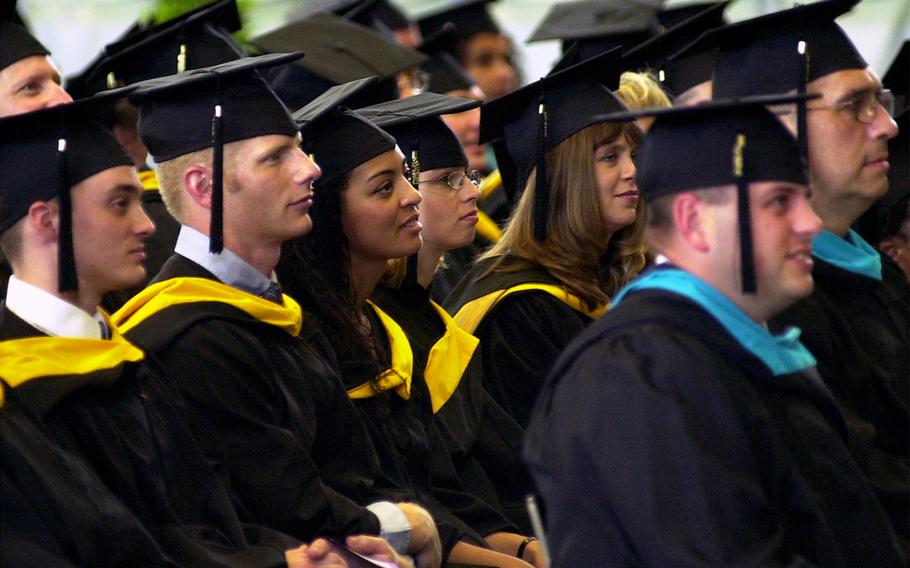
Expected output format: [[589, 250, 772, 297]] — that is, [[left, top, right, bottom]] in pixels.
[[622, 1, 728, 83], [71, 0, 244, 96], [64, 20, 146, 101], [295, 0, 412, 32], [712, 0, 865, 99], [527, 0, 660, 61], [547, 41, 584, 75], [358, 91, 479, 180], [0, 93, 134, 292], [0, 21, 49, 70], [250, 13, 425, 109], [294, 77, 398, 188], [657, 1, 729, 31], [712, 0, 864, 164], [596, 94, 815, 293], [127, 53, 301, 253], [418, 24, 476, 94], [1, 1, 24, 24], [658, 28, 717, 96], [481, 48, 630, 240], [417, 0, 501, 47], [883, 40, 908, 114]]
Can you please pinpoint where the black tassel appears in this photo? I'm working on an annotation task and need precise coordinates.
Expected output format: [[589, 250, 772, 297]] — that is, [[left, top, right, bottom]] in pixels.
[[733, 133, 756, 294], [210, 75, 224, 253], [533, 92, 549, 242], [56, 135, 78, 292], [796, 40, 809, 164], [410, 122, 420, 186]]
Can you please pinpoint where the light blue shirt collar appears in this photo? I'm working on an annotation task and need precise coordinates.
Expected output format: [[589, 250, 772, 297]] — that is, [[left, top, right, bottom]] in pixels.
[[174, 225, 273, 296], [812, 229, 882, 281], [613, 267, 816, 376], [6, 275, 107, 339]]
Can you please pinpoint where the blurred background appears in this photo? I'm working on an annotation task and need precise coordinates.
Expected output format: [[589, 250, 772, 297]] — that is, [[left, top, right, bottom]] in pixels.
[[17, 0, 909, 88]]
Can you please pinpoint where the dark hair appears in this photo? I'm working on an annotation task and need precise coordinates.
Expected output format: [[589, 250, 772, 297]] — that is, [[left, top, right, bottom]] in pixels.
[[277, 171, 381, 378]]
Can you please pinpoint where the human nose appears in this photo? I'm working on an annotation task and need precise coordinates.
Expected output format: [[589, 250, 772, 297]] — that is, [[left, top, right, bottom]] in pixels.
[[869, 103, 899, 141], [45, 83, 72, 108], [294, 149, 321, 188], [134, 204, 156, 238], [401, 179, 421, 207], [794, 195, 822, 238], [465, 107, 481, 135], [493, 57, 516, 86], [622, 153, 637, 183], [463, 173, 482, 202]]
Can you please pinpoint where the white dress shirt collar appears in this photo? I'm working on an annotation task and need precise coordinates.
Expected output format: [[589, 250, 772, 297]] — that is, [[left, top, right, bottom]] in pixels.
[[6, 275, 106, 339]]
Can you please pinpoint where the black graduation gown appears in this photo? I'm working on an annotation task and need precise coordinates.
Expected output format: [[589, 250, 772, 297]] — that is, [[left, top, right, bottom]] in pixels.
[[770, 255, 910, 545], [117, 254, 399, 543], [375, 282, 534, 534], [0, 260, 10, 302], [444, 256, 605, 427], [343, 304, 516, 558], [430, 236, 493, 305], [102, 176, 181, 313], [525, 289, 906, 568], [1, 387, 173, 567], [0, 308, 297, 567]]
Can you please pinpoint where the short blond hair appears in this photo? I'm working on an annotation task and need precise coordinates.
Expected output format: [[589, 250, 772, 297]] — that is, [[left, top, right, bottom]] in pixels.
[[154, 148, 213, 223], [154, 143, 244, 224], [615, 71, 672, 110]]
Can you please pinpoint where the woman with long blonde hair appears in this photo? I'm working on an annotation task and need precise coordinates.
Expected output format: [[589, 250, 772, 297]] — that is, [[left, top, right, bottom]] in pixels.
[[445, 57, 665, 427]]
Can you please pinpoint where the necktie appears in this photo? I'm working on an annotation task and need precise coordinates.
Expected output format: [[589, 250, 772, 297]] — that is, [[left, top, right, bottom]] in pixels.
[[259, 282, 284, 305]]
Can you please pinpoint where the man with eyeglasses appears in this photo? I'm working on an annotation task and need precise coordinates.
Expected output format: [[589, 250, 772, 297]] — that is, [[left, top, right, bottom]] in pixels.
[[711, 0, 908, 548]]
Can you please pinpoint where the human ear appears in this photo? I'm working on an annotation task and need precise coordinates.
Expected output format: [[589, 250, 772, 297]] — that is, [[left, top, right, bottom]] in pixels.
[[184, 165, 213, 209], [26, 200, 60, 244], [673, 193, 711, 253]]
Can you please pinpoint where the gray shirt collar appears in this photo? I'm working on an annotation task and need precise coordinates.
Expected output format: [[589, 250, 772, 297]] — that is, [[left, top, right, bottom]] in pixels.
[[174, 225, 274, 296]]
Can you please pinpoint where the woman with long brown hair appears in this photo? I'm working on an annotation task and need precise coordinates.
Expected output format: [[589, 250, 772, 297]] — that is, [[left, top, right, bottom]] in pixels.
[[444, 53, 658, 427]]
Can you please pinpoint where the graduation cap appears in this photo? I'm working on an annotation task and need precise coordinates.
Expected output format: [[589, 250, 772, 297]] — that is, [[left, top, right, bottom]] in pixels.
[[622, 1, 728, 85], [657, 28, 717, 96], [595, 94, 816, 293], [0, 93, 134, 292], [64, 21, 146, 101], [293, 77, 398, 188], [126, 53, 301, 253], [712, 0, 864, 98], [0, 20, 49, 70], [527, 0, 660, 61], [359, 0, 412, 31], [657, 1, 729, 31], [883, 40, 908, 115], [418, 24, 476, 94], [712, 0, 864, 164], [294, 0, 412, 33], [357, 91, 480, 182], [65, 0, 244, 99], [480, 47, 630, 240], [417, 0, 501, 47], [250, 12, 426, 109]]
